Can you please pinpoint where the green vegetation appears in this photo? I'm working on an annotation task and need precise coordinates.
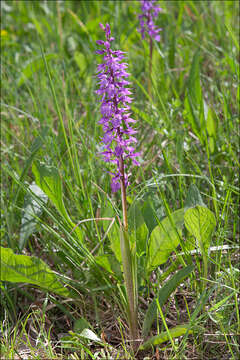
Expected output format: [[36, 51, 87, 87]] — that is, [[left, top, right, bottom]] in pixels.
[[1, 1, 239, 359]]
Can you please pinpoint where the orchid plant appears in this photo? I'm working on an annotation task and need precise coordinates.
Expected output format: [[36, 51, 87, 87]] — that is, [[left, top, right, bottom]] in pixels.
[[138, 0, 162, 96], [95, 22, 216, 354], [96, 22, 140, 348]]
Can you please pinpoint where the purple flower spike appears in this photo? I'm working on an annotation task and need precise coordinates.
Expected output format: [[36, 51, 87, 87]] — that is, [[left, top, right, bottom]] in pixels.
[[138, 0, 162, 41], [96, 23, 139, 192]]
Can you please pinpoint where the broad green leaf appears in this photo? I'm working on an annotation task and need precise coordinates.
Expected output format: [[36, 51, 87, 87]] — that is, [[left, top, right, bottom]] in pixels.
[[32, 161, 65, 217], [143, 264, 194, 337], [18, 54, 58, 86], [128, 203, 148, 255], [184, 184, 205, 209], [130, 192, 164, 236], [95, 254, 122, 279], [206, 107, 217, 138], [184, 95, 201, 139], [206, 107, 217, 153], [32, 161, 82, 241], [184, 50, 205, 142], [131, 222, 148, 256], [141, 199, 159, 235], [146, 209, 185, 273], [188, 49, 201, 108], [184, 205, 216, 253], [140, 324, 193, 350], [109, 226, 122, 264], [208, 137, 215, 154], [0, 247, 69, 297], [19, 183, 48, 250]]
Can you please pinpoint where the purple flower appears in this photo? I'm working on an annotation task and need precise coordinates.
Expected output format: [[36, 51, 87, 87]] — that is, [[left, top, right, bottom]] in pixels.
[[96, 23, 140, 192], [138, 0, 162, 41]]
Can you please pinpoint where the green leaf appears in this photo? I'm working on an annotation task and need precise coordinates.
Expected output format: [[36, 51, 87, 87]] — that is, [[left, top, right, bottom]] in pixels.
[[32, 161, 66, 217], [32, 161, 82, 241], [74, 318, 92, 333], [132, 222, 148, 256], [146, 209, 185, 273], [188, 49, 201, 108], [206, 107, 217, 138], [0, 247, 69, 297], [142, 264, 194, 337], [128, 203, 148, 255], [141, 199, 159, 235], [184, 184, 205, 209], [140, 324, 193, 350], [184, 205, 216, 253], [18, 54, 58, 86], [208, 137, 215, 154], [184, 95, 201, 139], [184, 50, 205, 142], [95, 254, 122, 279], [109, 226, 122, 264], [208, 293, 234, 313], [19, 183, 48, 250], [206, 107, 217, 153], [102, 205, 122, 263], [13, 127, 48, 208]]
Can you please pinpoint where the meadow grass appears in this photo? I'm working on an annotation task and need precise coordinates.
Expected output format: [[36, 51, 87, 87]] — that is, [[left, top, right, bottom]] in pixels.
[[1, 1, 239, 359]]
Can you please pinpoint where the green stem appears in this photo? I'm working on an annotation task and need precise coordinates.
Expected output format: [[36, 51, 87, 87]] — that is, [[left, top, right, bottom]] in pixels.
[[119, 156, 139, 350], [120, 229, 139, 348], [201, 244, 208, 312], [202, 251, 208, 289], [148, 37, 153, 98]]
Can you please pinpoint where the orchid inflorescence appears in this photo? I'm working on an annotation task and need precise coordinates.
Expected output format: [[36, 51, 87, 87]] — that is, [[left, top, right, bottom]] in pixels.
[[96, 23, 140, 193], [138, 0, 162, 41]]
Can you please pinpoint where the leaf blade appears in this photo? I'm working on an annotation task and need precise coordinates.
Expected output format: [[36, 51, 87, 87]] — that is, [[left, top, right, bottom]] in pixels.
[[143, 264, 194, 337], [140, 324, 193, 350], [0, 247, 69, 297], [19, 183, 48, 250], [184, 205, 216, 253], [146, 209, 185, 273]]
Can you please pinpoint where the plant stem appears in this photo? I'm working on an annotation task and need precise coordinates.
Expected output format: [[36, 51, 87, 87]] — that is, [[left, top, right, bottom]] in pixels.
[[201, 245, 208, 312], [119, 156, 139, 350], [148, 37, 153, 98], [119, 156, 128, 232]]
